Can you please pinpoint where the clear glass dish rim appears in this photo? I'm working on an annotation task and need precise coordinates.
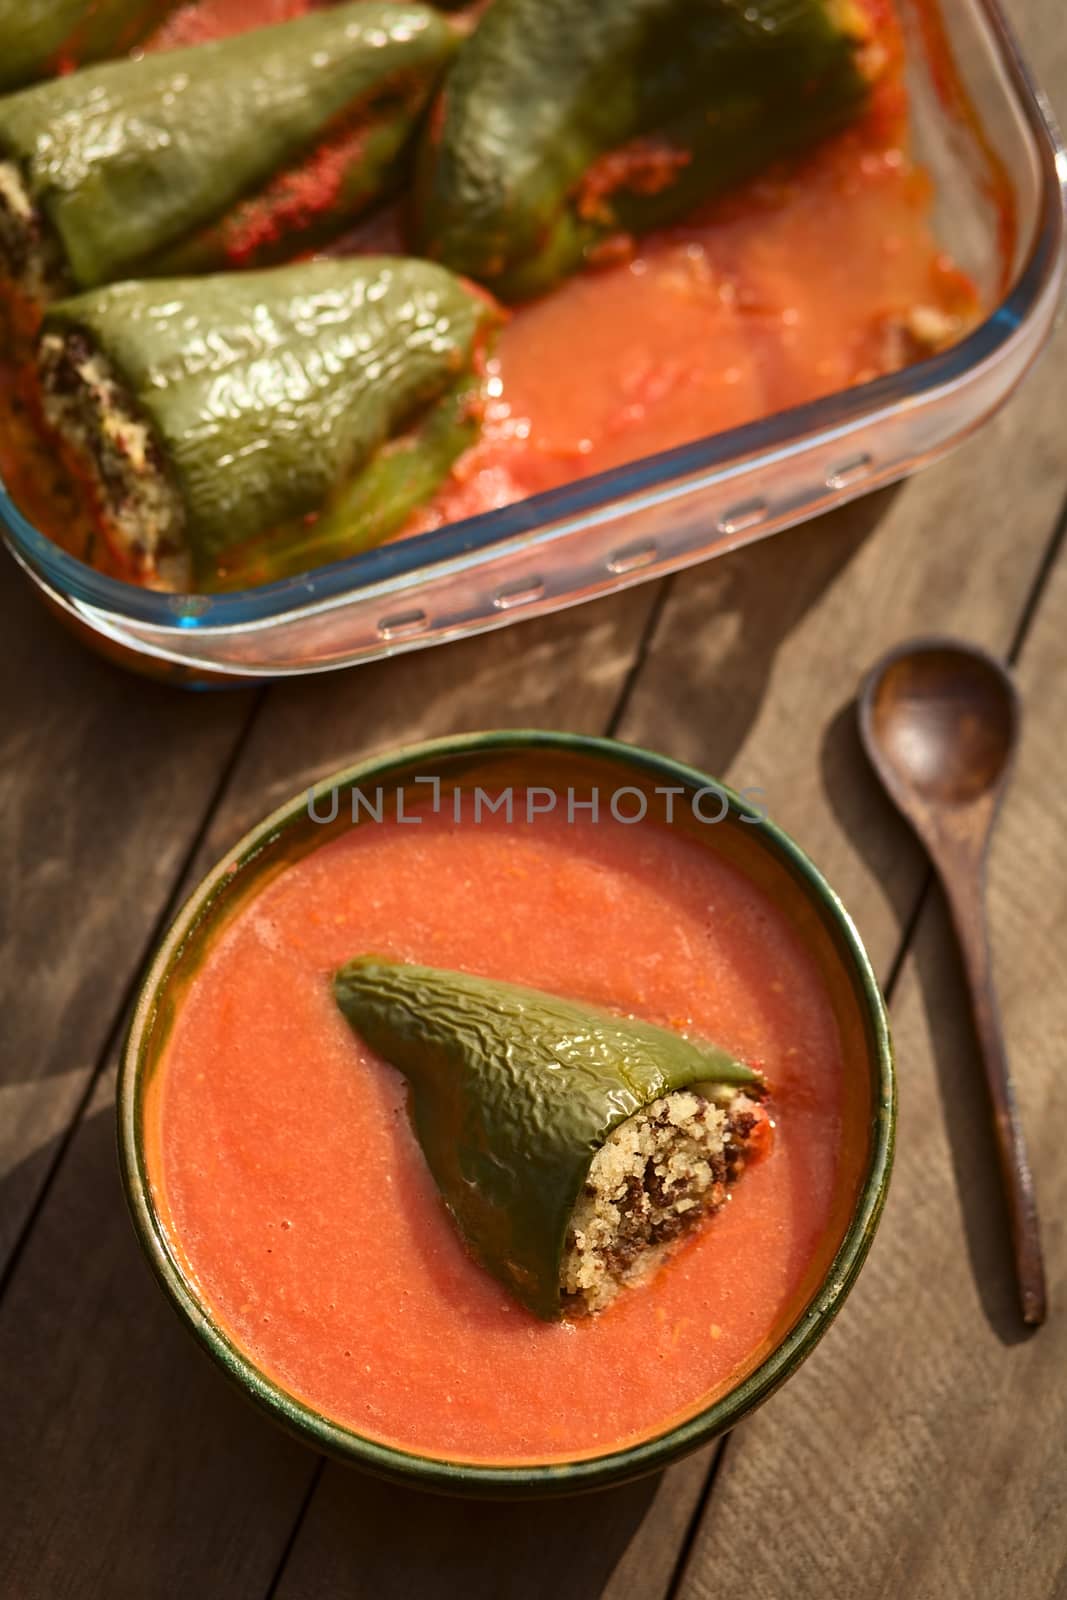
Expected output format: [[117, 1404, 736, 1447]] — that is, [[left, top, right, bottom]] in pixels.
[[1, 0, 1064, 636]]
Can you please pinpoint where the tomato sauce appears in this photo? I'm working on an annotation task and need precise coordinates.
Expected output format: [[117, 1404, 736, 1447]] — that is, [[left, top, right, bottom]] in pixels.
[[148, 805, 868, 1462], [411, 6, 984, 531]]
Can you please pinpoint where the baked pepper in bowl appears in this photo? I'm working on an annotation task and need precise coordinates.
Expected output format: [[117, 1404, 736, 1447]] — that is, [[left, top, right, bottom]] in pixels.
[[334, 957, 767, 1320]]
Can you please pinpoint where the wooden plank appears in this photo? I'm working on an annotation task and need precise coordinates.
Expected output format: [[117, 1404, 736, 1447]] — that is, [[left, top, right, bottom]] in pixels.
[[186, 582, 661, 856], [0, 575, 257, 1274], [0, 587, 663, 1600], [673, 518, 1067, 1600], [0, 1073, 317, 1600], [274, 1448, 716, 1600]]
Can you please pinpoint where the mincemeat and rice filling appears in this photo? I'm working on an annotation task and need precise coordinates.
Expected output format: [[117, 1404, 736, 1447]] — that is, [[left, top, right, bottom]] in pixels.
[[0, 160, 64, 302], [37, 329, 187, 578], [561, 1088, 766, 1315]]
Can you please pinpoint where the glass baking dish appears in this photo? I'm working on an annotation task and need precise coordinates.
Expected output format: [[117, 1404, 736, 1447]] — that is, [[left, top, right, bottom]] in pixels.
[[1, 0, 1064, 682]]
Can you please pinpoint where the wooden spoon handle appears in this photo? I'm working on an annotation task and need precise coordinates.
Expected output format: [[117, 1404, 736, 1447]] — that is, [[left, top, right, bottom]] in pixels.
[[943, 872, 1047, 1326]]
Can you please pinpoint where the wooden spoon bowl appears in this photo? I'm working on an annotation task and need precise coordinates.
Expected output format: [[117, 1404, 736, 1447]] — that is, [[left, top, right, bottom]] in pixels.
[[862, 640, 1018, 811]]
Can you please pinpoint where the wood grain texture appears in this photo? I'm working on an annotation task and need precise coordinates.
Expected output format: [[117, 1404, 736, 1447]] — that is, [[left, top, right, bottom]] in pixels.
[[0, 1080, 315, 1600], [273, 1447, 715, 1600], [186, 581, 661, 860], [674, 518, 1067, 1600], [0, 577, 257, 1274]]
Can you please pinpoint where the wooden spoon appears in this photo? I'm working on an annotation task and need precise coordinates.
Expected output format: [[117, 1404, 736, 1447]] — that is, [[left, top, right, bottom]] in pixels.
[[859, 636, 1046, 1327]]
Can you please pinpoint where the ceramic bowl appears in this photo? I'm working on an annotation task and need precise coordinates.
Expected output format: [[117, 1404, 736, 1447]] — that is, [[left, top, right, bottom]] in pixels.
[[118, 731, 894, 1496]]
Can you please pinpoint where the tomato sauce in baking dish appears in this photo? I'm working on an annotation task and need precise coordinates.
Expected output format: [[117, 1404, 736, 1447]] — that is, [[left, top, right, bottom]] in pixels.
[[144, 805, 870, 1462], [407, 0, 984, 534], [0, 0, 995, 591]]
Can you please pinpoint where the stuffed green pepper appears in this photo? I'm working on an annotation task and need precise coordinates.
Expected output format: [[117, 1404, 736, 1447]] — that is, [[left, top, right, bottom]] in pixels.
[[414, 0, 879, 301], [0, 2, 457, 303], [37, 257, 496, 586], [0, 0, 177, 94], [334, 957, 768, 1320]]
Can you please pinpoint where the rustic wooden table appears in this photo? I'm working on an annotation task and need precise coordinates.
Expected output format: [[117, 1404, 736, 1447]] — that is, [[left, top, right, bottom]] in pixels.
[[3, 3, 1066, 1592]]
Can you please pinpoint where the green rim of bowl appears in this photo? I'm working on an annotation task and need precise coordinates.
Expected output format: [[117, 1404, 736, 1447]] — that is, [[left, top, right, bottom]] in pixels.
[[117, 730, 895, 1498]]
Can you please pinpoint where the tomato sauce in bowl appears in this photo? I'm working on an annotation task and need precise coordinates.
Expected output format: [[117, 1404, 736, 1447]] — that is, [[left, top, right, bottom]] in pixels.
[[126, 738, 892, 1485]]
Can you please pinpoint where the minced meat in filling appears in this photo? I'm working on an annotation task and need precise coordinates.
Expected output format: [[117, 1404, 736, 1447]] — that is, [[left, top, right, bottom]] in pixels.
[[0, 160, 65, 302], [561, 1088, 765, 1315], [38, 330, 189, 582]]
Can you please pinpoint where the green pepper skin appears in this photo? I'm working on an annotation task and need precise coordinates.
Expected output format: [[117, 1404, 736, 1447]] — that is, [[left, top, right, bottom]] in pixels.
[[208, 367, 485, 590], [144, 99, 425, 279], [42, 257, 492, 574], [414, 0, 872, 301], [0, 2, 456, 291], [333, 957, 762, 1320], [0, 0, 175, 93]]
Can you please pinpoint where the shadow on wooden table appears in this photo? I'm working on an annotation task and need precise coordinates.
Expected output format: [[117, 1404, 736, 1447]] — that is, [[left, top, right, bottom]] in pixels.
[[276, 1458, 682, 1600], [906, 895, 1035, 1348], [816, 695, 926, 932], [617, 483, 900, 782]]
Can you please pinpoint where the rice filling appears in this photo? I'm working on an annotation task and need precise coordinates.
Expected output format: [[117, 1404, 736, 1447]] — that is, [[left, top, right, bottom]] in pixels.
[[37, 330, 188, 582], [0, 159, 64, 302], [561, 1088, 765, 1314]]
